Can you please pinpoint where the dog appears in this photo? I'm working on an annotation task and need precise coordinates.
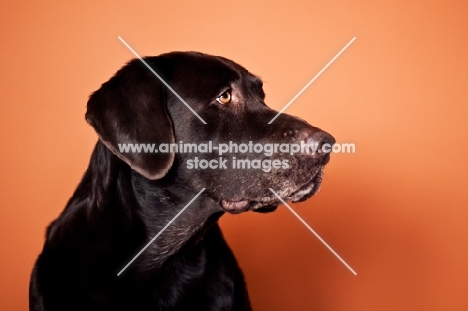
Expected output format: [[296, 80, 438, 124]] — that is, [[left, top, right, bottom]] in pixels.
[[29, 52, 335, 311]]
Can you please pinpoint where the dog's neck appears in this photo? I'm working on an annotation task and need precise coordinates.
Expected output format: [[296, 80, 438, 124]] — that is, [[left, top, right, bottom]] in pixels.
[[72, 142, 225, 276], [129, 171, 223, 270]]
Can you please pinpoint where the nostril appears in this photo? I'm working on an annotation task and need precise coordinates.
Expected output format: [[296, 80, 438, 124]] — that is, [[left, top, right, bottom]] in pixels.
[[305, 130, 336, 158], [307, 130, 335, 147], [321, 131, 335, 148]]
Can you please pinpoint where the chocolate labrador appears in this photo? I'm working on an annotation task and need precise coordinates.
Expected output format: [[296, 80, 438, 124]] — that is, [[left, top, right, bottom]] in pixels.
[[29, 52, 335, 311]]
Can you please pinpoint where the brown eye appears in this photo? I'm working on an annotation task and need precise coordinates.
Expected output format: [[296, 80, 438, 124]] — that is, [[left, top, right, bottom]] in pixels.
[[216, 90, 232, 105]]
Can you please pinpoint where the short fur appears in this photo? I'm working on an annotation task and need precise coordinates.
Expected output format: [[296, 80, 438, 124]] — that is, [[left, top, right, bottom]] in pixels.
[[29, 52, 334, 311]]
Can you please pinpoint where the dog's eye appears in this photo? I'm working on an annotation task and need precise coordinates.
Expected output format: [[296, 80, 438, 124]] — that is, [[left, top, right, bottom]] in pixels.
[[216, 90, 232, 105]]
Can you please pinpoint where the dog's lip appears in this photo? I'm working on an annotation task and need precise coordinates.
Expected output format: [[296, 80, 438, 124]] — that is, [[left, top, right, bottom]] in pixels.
[[221, 199, 250, 214], [221, 199, 277, 214], [289, 166, 324, 202], [220, 166, 325, 213]]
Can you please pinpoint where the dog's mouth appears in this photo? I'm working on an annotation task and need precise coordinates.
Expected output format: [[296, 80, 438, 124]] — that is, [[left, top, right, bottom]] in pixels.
[[220, 166, 324, 214], [287, 166, 324, 203]]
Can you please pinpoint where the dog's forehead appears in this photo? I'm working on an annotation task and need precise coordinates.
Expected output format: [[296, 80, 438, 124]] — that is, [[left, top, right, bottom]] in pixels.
[[162, 51, 262, 87]]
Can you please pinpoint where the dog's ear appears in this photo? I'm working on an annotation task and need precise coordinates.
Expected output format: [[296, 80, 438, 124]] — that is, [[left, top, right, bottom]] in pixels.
[[85, 59, 175, 180]]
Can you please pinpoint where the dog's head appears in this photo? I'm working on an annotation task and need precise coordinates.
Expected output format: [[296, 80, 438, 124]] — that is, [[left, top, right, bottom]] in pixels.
[[86, 52, 334, 213]]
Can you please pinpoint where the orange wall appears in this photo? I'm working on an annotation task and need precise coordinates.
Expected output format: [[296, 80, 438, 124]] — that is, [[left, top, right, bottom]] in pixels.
[[2, 1, 468, 310]]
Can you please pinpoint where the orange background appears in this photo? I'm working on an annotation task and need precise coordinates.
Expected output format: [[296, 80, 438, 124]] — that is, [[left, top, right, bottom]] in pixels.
[[2, 1, 468, 310]]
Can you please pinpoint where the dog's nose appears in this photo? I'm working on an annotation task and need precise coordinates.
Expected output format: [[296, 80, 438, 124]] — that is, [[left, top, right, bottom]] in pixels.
[[307, 129, 335, 149], [304, 129, 336, 163]]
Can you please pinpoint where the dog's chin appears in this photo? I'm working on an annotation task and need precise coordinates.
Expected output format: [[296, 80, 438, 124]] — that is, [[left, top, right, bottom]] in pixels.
[[220, 167, 324, 214], [251, 205, 278, 213]]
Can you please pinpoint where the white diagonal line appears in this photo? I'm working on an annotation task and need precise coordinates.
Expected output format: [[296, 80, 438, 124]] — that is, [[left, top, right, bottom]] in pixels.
[[118, 36, 207, 125], [268, 37, 356, 124], [269, 188, 357, 275], [117, 188, 206, 276]]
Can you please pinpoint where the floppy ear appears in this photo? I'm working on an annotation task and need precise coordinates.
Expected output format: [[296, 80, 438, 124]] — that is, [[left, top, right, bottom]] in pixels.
[[85, 59, 175, 180]]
